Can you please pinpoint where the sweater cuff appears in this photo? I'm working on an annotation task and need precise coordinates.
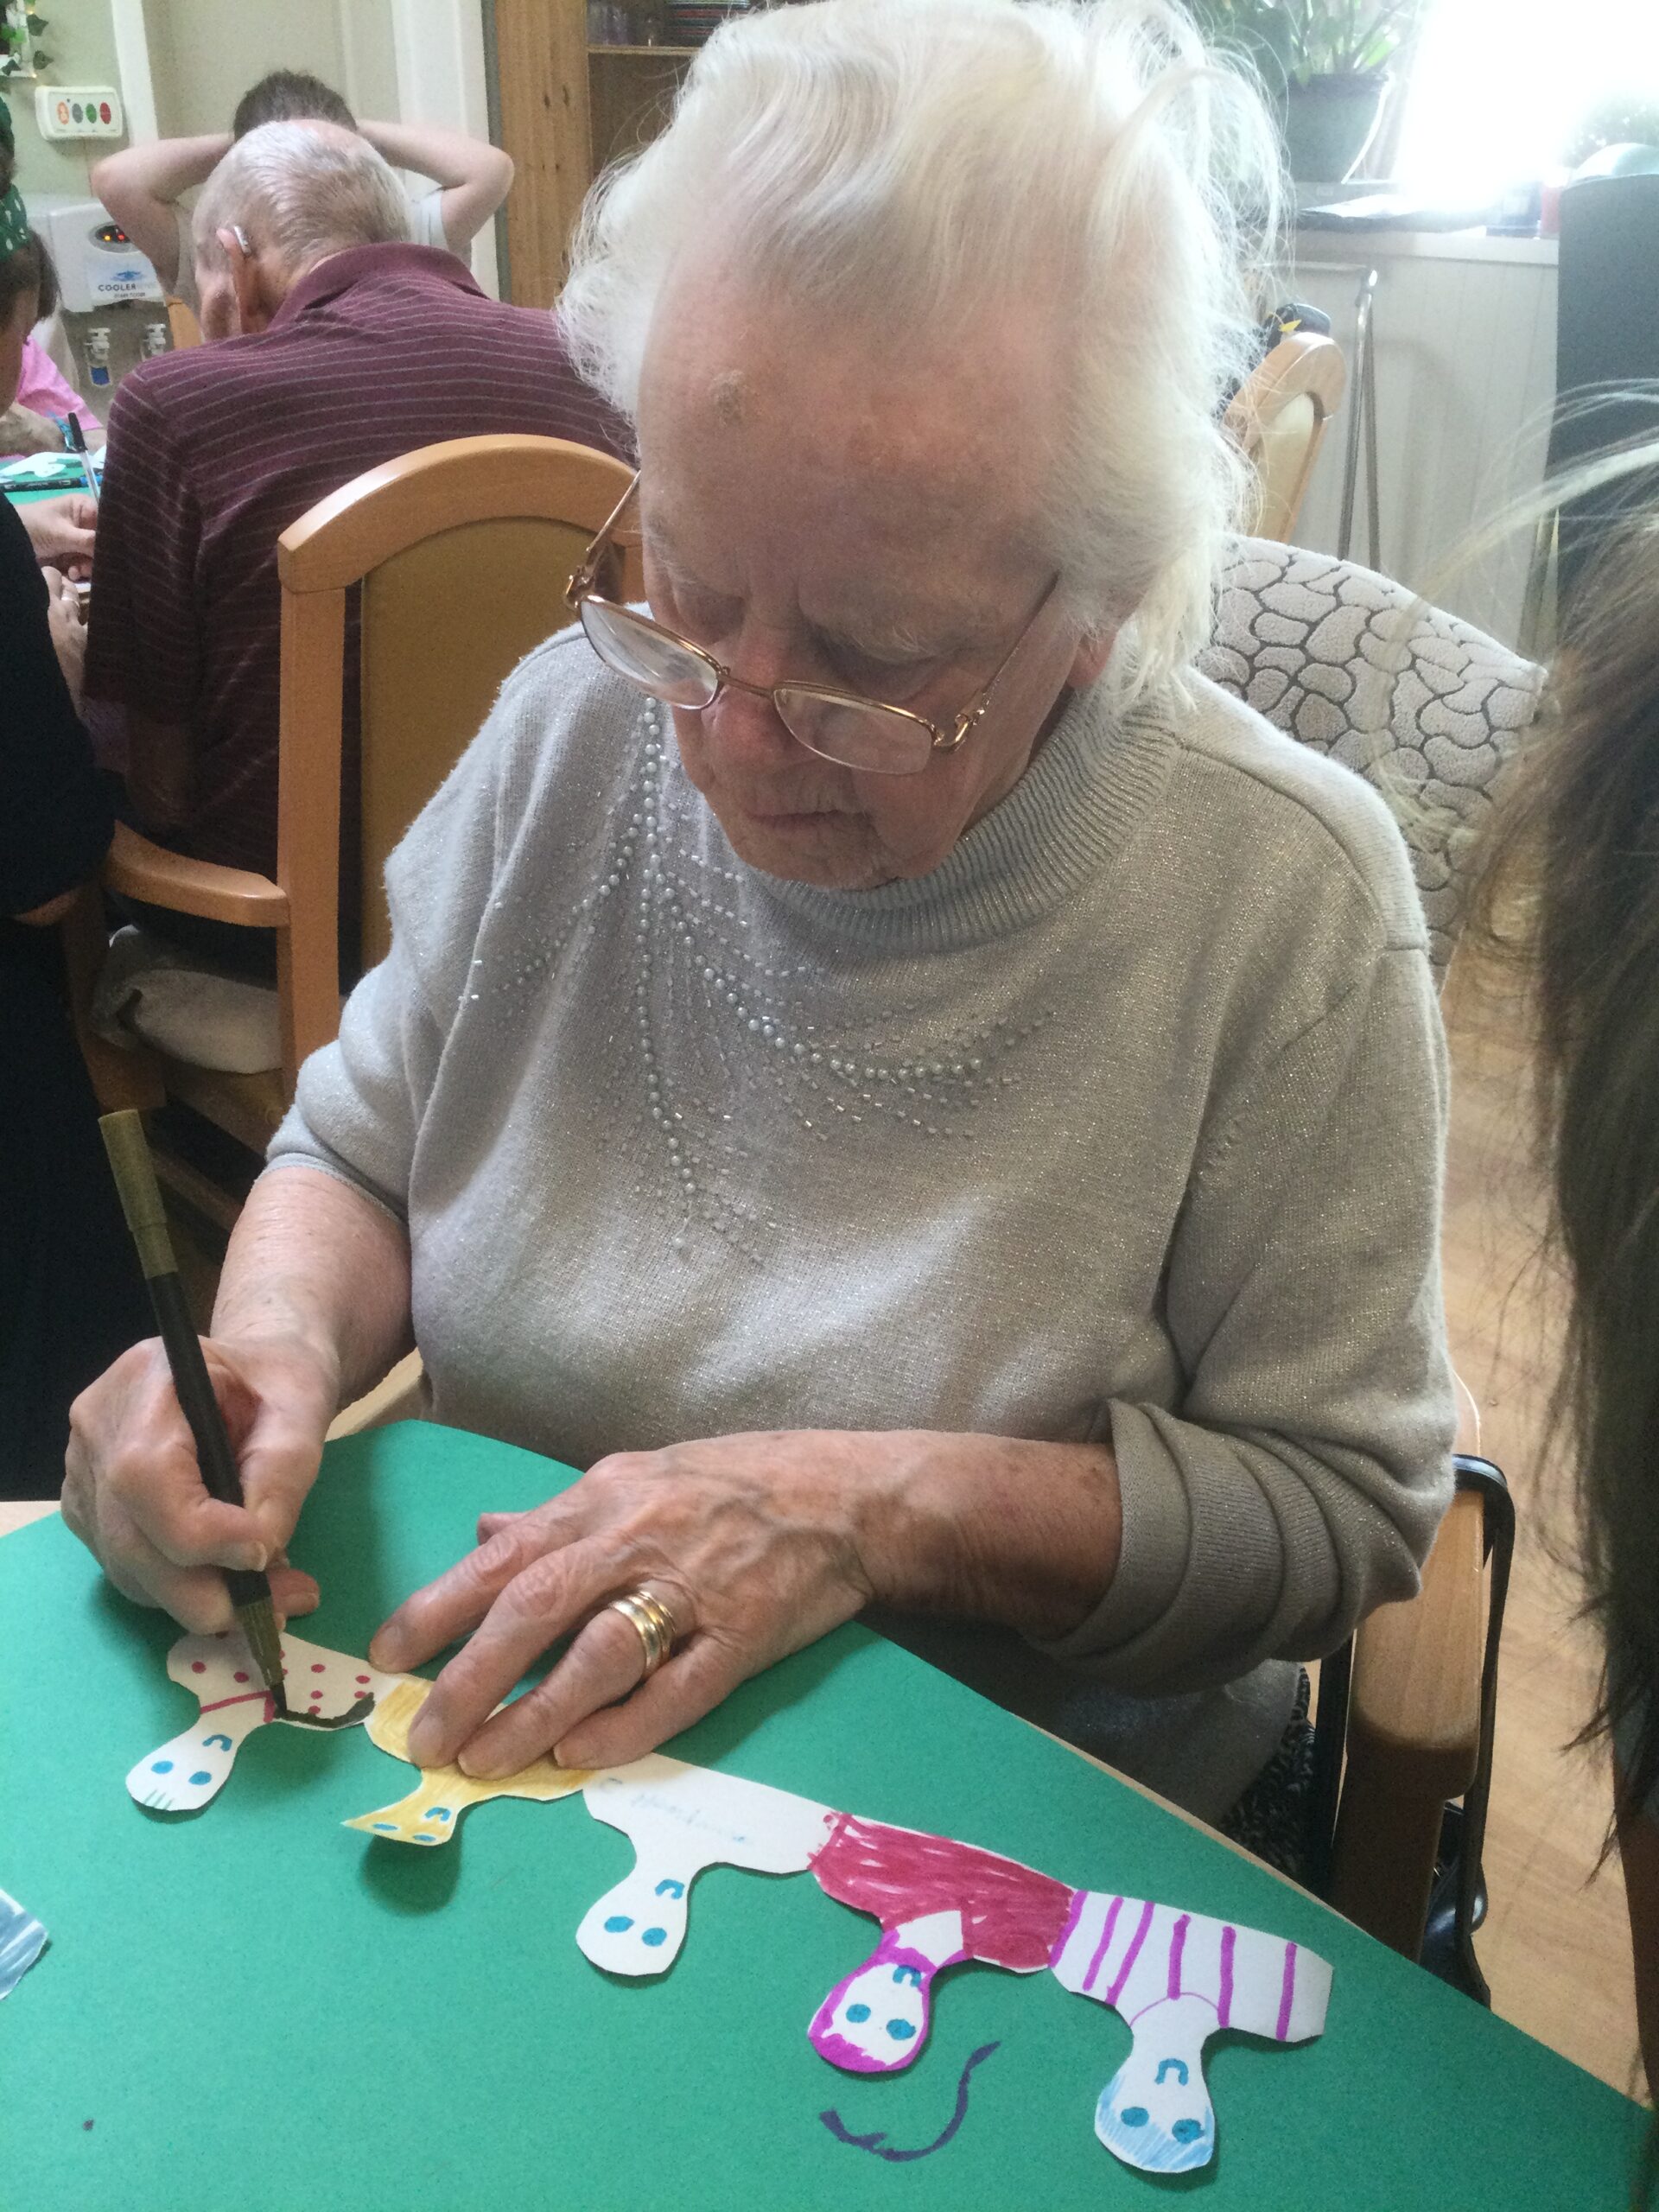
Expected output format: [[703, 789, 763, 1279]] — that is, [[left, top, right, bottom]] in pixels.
[[1030, 1399, 1192, 1665], [258, 1143, 409, 1230]]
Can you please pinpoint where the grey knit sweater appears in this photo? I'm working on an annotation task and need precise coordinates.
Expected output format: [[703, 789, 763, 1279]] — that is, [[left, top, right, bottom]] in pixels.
[[269, 630, 1456, 1820]]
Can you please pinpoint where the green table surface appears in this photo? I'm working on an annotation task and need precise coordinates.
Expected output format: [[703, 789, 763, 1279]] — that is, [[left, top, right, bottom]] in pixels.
[[0, 1421, 1645, 2211]]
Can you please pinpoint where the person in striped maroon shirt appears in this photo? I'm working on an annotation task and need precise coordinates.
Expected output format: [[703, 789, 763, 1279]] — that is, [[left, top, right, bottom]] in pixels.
[[82, 118, 630, 969]]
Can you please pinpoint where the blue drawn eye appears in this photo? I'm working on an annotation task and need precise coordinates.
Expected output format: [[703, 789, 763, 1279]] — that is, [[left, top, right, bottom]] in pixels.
[[150, 1760, 174, 1774], [654, 1878, 685, 1898], [886, 2019, 917, 2041], [1155, 2058, 1189, 2087], [604, 1915, 634, 1932], [845, 2003, 871, 2024], [188, 1770, 212, 1785], [1173, 2119, 1204, 2144], [1119, 2107, 1148, 2128], [642, 1927, 667, 1947]]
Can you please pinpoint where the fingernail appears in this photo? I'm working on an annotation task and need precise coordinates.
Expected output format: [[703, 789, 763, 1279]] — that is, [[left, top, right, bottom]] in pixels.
[[553, 1738, 585, 1770], [405, 1717, 439, 1765], [233, 1544, 267, 1573], [457, 1745, 507, 1781]]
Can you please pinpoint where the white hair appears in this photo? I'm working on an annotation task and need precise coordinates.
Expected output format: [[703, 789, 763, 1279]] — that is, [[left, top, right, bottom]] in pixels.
[[557, 0, 1281, 696], [195, 119, 411, 279]]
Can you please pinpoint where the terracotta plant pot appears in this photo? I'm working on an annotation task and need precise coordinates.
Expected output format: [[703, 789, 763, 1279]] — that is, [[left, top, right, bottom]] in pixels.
[[1283, 73, 1389, 184]]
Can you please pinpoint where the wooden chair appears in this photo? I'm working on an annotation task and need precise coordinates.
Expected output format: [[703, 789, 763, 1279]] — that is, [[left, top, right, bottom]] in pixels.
[[164, 296, 202, 351], [1199, 543, 1541, 1980], [79, 434, 640, 1183], [1224, 332, 1347, 543]]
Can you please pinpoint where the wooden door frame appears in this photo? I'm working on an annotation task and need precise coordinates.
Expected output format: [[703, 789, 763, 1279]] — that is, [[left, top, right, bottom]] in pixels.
[[486, 0, 592, 309]]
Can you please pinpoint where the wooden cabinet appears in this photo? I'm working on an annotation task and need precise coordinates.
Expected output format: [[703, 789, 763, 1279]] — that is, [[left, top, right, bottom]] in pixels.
[[492, 0, 694, 308]]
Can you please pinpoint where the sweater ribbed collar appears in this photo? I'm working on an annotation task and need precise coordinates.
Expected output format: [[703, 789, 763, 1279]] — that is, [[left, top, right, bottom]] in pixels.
[[734, 677, 1176, 952]]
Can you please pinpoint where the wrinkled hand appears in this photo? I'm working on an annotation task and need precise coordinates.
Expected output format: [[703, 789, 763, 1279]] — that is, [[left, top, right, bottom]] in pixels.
[[22, 493, 97, 576], [63, 1334, 340, 1630], [371, 1431, 892, 1777], [44, 566, 86, 702], [0, 401, 66, 456]]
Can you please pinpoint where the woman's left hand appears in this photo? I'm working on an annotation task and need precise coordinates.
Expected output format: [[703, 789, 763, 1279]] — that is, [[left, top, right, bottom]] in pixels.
[[22, 493, 97, 576], [368, 1431, 893, 1777]]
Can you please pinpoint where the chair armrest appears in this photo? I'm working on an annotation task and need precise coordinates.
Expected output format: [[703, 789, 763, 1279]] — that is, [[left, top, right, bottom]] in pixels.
[[104, 822, 288, 928], [1350, 1488, 1485, 1781], [1328, 1488, 1486, 1953], [325, 1351, 426, 1440]]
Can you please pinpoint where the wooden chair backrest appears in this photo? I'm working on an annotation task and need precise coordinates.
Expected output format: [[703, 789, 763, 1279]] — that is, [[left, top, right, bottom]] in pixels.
[[274, 433, 639, 1089], [165, 296, 202, 350], [1223, 332, 1346, 543]]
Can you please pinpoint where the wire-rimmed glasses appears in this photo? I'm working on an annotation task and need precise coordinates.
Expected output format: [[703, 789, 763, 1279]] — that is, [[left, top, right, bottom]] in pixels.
[[565, 471, 1055, 776]]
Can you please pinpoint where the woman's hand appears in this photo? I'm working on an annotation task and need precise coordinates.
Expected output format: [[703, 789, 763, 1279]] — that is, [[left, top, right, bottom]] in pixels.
[[370, 1430, 895, 1777], [63, 1332, 340, 1630], [44, 567, 86, 703], [0, 401, 66, 456], [22, 493, 97, 575]]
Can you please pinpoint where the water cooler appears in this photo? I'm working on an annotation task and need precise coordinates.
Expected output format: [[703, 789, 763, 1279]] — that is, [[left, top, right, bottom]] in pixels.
[[22, 194, 171, 425]]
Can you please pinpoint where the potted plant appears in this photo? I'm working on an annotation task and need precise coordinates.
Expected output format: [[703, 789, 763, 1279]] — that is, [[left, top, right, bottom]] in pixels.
[[1189, 2, 1421, 184]]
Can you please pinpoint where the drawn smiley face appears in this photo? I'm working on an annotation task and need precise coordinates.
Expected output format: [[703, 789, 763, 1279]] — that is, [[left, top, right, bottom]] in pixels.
[[1096, 2053, 1214, 2175], [810, 1955, 931, 2073]]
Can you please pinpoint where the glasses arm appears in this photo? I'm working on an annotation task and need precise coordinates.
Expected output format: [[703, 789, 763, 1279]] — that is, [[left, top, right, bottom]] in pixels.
[[942, 574, 1061, 749], [566, 469, 642, 609]]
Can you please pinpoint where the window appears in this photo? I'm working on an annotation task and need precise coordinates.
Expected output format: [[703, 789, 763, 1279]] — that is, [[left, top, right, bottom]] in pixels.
[[1395, 0, 1659, 197]]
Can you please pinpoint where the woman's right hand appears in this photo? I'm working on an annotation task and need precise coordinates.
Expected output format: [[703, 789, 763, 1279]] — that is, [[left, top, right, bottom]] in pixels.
[[62, 1332, 339, 1630]]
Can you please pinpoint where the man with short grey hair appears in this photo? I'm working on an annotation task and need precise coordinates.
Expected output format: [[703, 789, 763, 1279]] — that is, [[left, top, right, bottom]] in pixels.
[[83, 121, 628, 933], [190, 120, 413, 343]]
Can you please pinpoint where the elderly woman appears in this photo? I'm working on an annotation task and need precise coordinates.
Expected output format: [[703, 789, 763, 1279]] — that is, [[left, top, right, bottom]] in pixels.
[[64, 0, 1453, 1840]]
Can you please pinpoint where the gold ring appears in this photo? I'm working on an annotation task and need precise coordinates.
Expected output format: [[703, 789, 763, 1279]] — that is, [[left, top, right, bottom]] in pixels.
[[606, 1586, 678, 1680]]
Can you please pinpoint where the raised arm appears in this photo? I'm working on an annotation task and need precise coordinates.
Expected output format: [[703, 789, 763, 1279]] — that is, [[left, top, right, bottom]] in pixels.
[[91, 135, 230, 292], [358, 119, 513, 251]]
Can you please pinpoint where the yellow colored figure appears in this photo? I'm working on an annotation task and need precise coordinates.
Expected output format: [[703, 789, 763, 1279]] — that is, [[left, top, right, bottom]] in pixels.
[[345, 1676, 594, 1845]]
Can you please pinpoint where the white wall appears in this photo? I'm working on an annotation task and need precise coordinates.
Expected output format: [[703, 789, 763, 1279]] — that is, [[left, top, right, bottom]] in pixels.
[[1286, 235, 1559, 650], [142, 0, 355, 138], [5, 0, 126, 198]]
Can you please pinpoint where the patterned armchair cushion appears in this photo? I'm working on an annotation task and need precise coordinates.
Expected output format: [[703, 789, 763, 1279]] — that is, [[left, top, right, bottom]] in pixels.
[[1197, 540, 1547, 978]]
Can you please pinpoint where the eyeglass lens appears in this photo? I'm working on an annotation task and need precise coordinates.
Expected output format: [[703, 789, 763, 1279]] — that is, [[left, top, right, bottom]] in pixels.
[[578, 600, 936, 775]]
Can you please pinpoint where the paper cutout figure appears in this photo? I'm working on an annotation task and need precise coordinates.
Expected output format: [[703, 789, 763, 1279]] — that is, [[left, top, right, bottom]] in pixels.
[[798, 1814, 1332, 2177], [1050, 1890, 1331, 2175], [805, 1815, 1072, 2072], [577, 1756, 837, 1976], [0, 1889, 48, 1998], [128, 1629, 398, 1813], [344, 1675, 595, 1844], [340, 1694, 1332, 2179]]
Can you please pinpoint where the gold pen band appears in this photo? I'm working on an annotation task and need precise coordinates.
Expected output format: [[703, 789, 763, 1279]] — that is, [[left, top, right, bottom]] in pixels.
[[99, 1109, 178, 1280]]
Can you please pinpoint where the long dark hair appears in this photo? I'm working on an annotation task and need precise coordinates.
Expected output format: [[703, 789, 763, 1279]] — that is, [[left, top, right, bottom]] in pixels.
[[1473, 466, 1659, 1832]]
